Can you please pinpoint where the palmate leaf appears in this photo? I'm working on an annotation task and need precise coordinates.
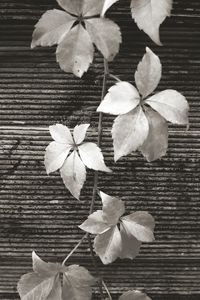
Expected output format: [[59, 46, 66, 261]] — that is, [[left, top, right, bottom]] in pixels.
[[17, 252, 95, 300], [119, 290, 152, 300], [97, 47, 189, 162], [45, 124, 111, 199], [79, 191, 155, 264], [32, 0, 121, 77], [131, 0, 173, 45]]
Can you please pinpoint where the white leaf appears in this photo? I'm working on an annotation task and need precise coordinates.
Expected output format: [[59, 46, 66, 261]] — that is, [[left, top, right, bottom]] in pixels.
[[119, 290, 152, 300], [101, 0, 119, 16], [100, 191, 125, 225], [79, 210, 110, 234], [78, 142, 111, 172], [140, 108, 168, 162], [135, 47, 162, 98], [85, 18, 121, 61], [49, 124, 73, 144], [57, 0, 83, 16], [46, 276, 62, 300], [94, 225, 122, 264], [56, 24, 94, 77], [73, 124, 90, 145], [119, 223, 141, 259], [82, 0, 105, 17], [32, 252, 61, 276], [121, 211, 155, 242], [31, 9, 75, 48], [60, 150, 86, 200], [131, 0, 173, 45], [112, 106, 149, 161], [97, 82, 140, 115], [145, 89, 189, 125], [45, 142, 72, 174], [62, 265, 95, 300], [17, 273, 55, 300]]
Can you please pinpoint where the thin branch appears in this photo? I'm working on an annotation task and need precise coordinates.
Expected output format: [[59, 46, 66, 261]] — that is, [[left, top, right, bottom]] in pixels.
[[62, 233, 88, 266], [102, 280, 113, 300], [109, 73, 121, 82], [87, 58, 109, 299]]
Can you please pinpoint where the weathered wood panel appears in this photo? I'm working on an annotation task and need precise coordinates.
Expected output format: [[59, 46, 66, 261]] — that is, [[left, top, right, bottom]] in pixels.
[[0, 0, 200, 299]]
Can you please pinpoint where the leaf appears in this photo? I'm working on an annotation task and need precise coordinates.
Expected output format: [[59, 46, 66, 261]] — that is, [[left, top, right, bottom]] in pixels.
[[139, 108, 168, 162], [119, 290, 152, 300], [57, 0, 83, 16], [121, 211, 155, 242], [101, 0, 119, 16], [62, 265, 95, 300], [82, 0, 105, 17], [112, 106, 149, 161], [79, 210, 110, 234], [130, 0, 173, 45], [32, 251, 61, 276], [119, 223, 141, 259], [60, 150, 86, 200], [73, 124, 90, 145], [85, 18, 121, 61], [56, 24, 94, 77], [45, 142, 72, 174], [18, 273, 55, 300], [97, 82, 140, 115], [46, 276, 62, 300], [100, 191, 125, 225], [49, 124, 73, 144], [31, 9, 76, 48], [145, 89, 189, 125], [135, 47, 162, 98], [94, 225, 122, 264], [78, 142, 111, 172]]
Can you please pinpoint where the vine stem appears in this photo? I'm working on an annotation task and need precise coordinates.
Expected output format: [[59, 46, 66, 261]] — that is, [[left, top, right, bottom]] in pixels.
[[87, 58, 110, 300], [62, 233, 88, 266]]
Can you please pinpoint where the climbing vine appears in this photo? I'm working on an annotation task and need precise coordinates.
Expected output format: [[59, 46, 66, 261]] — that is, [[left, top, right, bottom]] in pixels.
[[17, 0, 189, 299]]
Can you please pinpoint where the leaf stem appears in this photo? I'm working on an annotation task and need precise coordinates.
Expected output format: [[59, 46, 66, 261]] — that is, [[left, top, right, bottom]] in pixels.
[[62, 233, 88, 266], [102, 280, 113, 300], [87, 58, 109, 299], [109, 73, 121, 82]]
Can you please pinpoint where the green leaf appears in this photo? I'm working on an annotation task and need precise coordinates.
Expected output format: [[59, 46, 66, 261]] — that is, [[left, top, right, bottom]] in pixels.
[[60, 150, 86, 200], [85, 18, 121, 61], [121, 211, 155, 242], [94, 225, 122, 264], [135, 47, 162, 98], [97, 81, 140, 115], [145, 89, 189, 125], [131, 0, 173, 45], [31, 9, 75, 48], [78, 142, 111, 172], [112, 106, 149, 161], [56, 24, 94, 77], [119, 290, 152, 300]]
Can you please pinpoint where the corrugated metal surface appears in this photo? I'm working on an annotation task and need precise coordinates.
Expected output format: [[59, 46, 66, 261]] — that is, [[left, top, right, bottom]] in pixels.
[[0, 0, 200, 299]]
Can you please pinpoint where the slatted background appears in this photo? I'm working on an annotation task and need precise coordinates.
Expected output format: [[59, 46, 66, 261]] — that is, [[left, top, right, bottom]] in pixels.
[[0, 0, 200, 299]]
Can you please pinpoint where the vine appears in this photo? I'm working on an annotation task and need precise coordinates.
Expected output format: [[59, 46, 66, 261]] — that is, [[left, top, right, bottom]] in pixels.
[[17, 1, 189, 300]]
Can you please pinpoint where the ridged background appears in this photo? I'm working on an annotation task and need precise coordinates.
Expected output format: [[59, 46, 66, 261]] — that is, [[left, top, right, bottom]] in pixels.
[[0, 0, 199, 299]]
